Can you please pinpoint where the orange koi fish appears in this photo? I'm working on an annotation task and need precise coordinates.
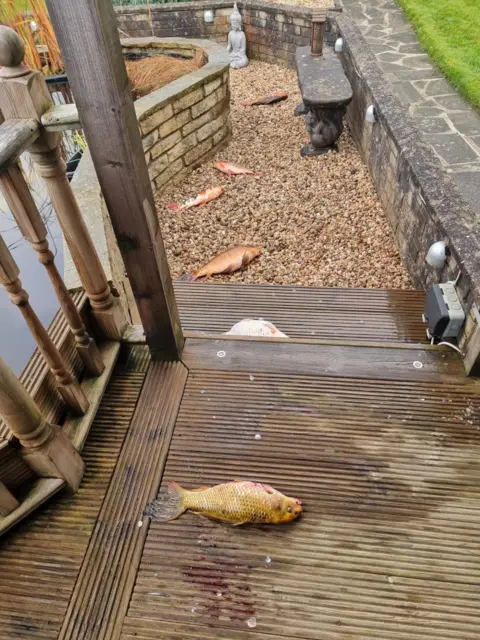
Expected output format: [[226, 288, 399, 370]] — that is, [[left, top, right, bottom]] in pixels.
[[240, 92, 288, 107], [213, 161, 259, 176], [179, 245, 262, 281], [145, 480, 303, 525], [167, 186, 224, 212]]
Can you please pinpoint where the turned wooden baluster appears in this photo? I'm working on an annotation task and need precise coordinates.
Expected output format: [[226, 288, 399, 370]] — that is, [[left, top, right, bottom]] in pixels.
[[0, 163, 104, 376], [0, 234, 88, 415], [0, 26, 127, 340], [0, 355, 84, 492]]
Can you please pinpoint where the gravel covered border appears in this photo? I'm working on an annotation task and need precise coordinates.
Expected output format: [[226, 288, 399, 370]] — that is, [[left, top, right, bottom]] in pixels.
[[155, 62, 412, 290]]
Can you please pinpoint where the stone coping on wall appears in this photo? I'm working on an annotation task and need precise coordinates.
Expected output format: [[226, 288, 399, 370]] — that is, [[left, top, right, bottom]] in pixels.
[[336, 15, 480, 371], [66, 37, 230, 295], [124, 37, 229, 123]]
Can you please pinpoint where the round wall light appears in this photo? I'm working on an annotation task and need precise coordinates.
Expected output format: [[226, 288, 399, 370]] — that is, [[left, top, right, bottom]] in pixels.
[[365, 105, 376, 123], [426, 241, 450, 269], [204, 9, 214, 23]]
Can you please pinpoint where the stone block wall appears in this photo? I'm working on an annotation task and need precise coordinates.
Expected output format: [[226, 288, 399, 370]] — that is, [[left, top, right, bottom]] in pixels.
[[337, 15, 480, 373], [115, 1, 342, 68], [70, 37, 231, 324], [124, 37, 231, 193]]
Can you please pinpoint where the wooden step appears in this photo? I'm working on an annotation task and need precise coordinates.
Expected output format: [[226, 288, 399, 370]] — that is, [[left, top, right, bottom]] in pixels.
[[182, 336, 469, 385], [173, 282, 426, 343]]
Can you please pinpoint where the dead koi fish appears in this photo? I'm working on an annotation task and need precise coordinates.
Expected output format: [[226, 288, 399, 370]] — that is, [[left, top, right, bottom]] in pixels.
[[180, 245, 262, 281], [167, 186, 224, 212], [145, 480, 303, 525], [213, 161, 259, 177], [225, 319, 289, 338], [240, 92, 288, 107]]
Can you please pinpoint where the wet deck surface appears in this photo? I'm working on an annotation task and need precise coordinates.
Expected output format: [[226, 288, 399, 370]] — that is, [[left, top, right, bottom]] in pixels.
[[174, 283, 426, 343], [2, 325, 480, 638], [124, 342, 480, 640]]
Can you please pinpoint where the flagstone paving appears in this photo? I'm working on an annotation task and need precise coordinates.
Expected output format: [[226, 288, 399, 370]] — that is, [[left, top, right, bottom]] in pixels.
[[341, 0, 480, 216]]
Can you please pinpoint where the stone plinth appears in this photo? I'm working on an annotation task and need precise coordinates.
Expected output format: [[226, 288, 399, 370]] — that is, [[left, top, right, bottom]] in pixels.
[[295, 45, 352, 156]]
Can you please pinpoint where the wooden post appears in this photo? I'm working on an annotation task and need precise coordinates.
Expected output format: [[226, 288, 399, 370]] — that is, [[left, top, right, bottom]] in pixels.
[[0, 163, 105, 376], [0, 481, 19, 517], [0, 25, 127, 341], [44, 0, 184, 360], [0, 234, 89, 415], [0, 355, 84, 492]]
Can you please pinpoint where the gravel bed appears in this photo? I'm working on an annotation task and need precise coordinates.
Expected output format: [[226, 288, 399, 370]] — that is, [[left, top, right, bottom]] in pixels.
[[156, 62, 412, 289]]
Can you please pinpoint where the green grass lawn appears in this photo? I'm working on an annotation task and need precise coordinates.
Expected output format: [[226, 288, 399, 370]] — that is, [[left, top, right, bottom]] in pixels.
[[397, 0, 480, 108]]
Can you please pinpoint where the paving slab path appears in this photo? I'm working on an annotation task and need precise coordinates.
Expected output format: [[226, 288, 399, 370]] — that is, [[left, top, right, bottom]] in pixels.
[[341, 0, 480, 216]]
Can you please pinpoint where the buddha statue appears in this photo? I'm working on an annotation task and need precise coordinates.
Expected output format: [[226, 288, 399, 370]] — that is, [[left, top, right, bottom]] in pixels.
[[227, 3, 248, 70]]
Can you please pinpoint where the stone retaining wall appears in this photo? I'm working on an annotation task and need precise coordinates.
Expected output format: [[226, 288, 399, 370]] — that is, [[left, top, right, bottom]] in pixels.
[[124, 38, 231, 190], [337, 15, 480, 374], [69, 37, 230, 324], [115, 1, 342, 68]]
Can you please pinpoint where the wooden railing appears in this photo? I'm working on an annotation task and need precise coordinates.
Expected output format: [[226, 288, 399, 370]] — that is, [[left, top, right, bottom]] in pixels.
[[0, 26, 127, 527], [0, 0, 184, 529]]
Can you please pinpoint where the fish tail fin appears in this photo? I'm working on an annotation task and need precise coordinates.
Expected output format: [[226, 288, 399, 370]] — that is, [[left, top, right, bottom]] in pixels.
[[167, 202, 181, 211], [178, 272, 197, 282], [145, 481, 186, 522]]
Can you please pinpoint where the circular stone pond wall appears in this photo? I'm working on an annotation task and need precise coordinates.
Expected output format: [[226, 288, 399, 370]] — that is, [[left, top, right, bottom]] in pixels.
[[123, 37, 231, 190], [68, 37, 231, 322]]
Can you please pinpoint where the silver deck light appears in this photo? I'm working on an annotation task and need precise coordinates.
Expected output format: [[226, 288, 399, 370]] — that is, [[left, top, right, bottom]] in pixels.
[[334, 37, 343, 53]]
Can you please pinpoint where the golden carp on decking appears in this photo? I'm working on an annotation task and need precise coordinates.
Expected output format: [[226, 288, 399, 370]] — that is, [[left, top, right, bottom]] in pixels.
[[146, 480, 303, 525]]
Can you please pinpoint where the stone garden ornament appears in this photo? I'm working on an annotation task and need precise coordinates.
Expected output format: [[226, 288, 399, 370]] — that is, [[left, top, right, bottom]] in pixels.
[[227, 3, 248, 70]]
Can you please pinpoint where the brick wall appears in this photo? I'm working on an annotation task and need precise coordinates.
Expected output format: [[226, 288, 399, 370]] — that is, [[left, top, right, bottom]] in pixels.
[[127, 38, 231, 193], [115, 1, 341, 69], [337, 15, 480, 373]]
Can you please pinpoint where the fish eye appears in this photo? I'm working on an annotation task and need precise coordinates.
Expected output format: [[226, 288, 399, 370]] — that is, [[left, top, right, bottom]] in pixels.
[[286, 506, 293, 513]]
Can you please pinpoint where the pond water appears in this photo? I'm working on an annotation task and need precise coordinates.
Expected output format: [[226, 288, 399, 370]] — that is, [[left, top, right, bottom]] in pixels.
[[0, 156, 63, 376]]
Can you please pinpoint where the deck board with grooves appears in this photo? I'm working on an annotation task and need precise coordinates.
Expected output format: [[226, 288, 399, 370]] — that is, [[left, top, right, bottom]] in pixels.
[[58, 357, 188, 640], [122, 358, 480, 640], [1, 303, 480, 639], [0, 345, 149, 640], [174, 282, 426, 342]]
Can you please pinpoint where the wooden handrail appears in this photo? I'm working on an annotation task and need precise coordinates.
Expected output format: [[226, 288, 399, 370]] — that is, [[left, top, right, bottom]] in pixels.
[[0, 27, 127, 341], [41, 104, 81, 132], [0, 354, 84, 492], [0, 233, 89, 415], [0, 119, 39, 172], [0, 163, 105, 376]]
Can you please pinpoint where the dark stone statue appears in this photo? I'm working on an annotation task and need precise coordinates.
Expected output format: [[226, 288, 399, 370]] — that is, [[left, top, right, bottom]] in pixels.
[[295, 46, 353, 157]]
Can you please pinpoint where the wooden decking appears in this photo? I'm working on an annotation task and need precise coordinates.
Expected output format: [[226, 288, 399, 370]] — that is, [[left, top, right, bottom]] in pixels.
[[1, 286, 480, 639], [174, 283, 426, 343]]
